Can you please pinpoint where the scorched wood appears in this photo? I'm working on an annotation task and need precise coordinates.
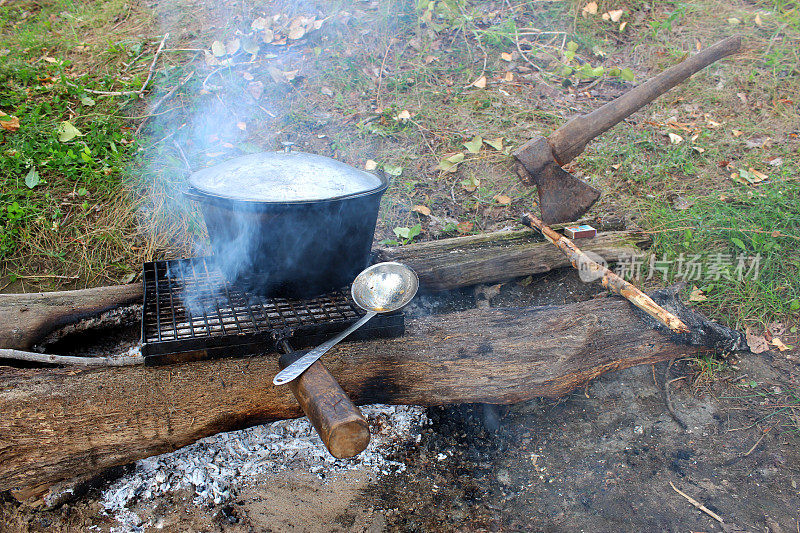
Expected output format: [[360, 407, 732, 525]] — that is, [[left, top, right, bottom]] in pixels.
[[0, 297, 700, 496], [0, 284, 142, 350]]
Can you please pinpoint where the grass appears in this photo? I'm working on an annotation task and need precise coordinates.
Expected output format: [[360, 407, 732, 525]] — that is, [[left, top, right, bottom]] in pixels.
[[0, 0, 798, 333], [0, 0, 157, 288], [646, 181, 800, 327]]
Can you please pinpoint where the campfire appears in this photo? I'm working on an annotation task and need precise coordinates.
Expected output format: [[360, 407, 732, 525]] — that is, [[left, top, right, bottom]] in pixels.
[[0, 34, 751, 516]]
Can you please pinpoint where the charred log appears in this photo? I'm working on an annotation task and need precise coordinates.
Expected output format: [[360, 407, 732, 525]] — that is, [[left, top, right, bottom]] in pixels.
[[0, 296, 703, 496]]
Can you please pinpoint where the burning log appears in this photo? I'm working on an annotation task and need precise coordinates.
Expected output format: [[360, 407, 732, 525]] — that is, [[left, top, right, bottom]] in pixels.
[[1, 295, 713, 498]]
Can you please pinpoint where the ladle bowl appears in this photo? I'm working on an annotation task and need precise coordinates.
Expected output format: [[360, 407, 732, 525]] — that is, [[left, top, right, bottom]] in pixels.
[[273, 262, 418, 385]]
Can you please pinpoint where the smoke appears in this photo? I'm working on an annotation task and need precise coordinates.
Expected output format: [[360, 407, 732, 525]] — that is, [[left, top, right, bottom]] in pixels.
[[135, 3, 385, 314]]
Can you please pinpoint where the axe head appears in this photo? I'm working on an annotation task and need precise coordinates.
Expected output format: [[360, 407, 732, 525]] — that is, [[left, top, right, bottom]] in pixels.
[[513, 136, 601, 224]]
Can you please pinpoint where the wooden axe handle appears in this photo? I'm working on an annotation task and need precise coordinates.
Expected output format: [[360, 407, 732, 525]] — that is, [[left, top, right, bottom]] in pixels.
[[278, 348, 370, 459], [549, 35, 742, 165]]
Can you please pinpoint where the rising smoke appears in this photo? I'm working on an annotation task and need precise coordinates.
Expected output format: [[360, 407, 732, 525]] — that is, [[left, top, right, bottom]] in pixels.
[[137, 3, 385, 314]]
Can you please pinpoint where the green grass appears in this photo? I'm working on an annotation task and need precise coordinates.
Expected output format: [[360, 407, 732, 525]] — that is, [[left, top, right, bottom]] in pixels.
[[646, 181, 800, 327], [0, 0, 147, 286]]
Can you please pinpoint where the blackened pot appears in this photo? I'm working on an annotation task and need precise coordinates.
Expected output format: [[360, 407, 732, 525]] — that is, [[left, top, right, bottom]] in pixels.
[[185, 151, 389, 298]]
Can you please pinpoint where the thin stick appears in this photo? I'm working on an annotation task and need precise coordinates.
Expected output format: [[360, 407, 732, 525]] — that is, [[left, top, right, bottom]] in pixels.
[[521, 212, 690, 334], [135, 70, 194, 136], [743, 427, 771, 457], [85, 33, 169, 97], [0, 348, 144, 367], [375, 38, 395, 111], [663, 360, 687, 429], [669, 481, 724, 523]]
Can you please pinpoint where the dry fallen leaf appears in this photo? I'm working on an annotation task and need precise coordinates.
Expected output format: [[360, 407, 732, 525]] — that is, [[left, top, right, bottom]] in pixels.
[[364, 159, 377, 171], [247, 81, 264, 99], [746, 328, 770, 354], [500, 52, 513, 61], [582, 1, 598, 16], [463, 135, 483, 154], [457, 221, 474, 234], [412, 205, 432, 216], [668, 132, 684, 145], [288, 26, 306, 40], [749, 168, 768, 181], [236, 122, 247, 131], [261, 29, 275, 44], [242, 71, 254, 81], [484, 137, 504, 151], [692, 146, 705, 153], [470, 75, 487, 89], [282, 69, 299, 82], [251, 17, 270, 30], [707, 119, 722, 128], [689, 286, 707, 302], [503, 71, 513, 82], [211, 40, 226, 57], [424, 55, 438, 64], [438, 152, 465, 173], [771, 338, 790, 351], [619, 21, 628, 31], [731, 129, 744, 137], [754, 13, 763, 26], [607, 9, 624, 22], [0, 113, 20, 132], [494, 194, 512, 205], [225, 38, 240, 56]]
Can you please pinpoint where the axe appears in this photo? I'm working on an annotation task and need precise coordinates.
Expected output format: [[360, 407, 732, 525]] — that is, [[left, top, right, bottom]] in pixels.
[[514, 35, 742, 224]]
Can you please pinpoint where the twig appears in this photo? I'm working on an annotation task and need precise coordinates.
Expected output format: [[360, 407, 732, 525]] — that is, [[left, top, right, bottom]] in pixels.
[[375, 38, 395, 111], [663, 359, 688, 430], [134, 70, 194, 136], [743, 426, 771, 457], [512, 22, 543, 72], [17, 274, 79, 280], [522, 213, 691, 334], [110, 3, 132, 31], [85, 33, 169, 97], [669, 481, 724, 524], [0, 348, 144, 367], [173, 140, 193, 174]]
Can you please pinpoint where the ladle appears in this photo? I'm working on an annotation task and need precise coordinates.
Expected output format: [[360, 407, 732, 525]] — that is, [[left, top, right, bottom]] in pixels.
[[273, 262, 419, 385]]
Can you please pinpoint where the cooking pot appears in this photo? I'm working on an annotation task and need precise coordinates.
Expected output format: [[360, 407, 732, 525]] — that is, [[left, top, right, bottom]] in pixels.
[[185, 150, 389, 298]]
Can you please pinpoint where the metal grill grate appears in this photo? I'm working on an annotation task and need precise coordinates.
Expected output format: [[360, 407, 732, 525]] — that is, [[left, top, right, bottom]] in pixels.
[[141, 257, 403, 364]]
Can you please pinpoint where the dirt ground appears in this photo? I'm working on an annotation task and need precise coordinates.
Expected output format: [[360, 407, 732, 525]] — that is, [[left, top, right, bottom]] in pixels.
[[2, 272, 799, 532]]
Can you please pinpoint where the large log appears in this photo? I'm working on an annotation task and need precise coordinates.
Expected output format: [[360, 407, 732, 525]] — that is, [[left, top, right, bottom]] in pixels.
[[0, 296, 701, 495], [0, 284, 143, 350], [0, 229, 645, 351], [375, 229, 647, 290]]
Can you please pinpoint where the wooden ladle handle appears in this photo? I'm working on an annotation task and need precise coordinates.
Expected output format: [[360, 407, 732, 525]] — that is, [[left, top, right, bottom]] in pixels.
[[278, 349, 370, 459], [549, 35, 742, 165]]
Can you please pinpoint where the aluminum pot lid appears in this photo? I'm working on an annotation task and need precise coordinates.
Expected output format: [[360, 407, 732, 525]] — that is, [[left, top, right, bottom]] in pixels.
[[188, 151, 384, 203]]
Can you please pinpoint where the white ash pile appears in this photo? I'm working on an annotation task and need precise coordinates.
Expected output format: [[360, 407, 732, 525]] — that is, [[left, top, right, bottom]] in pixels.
[[101, 405, 428, 516]]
